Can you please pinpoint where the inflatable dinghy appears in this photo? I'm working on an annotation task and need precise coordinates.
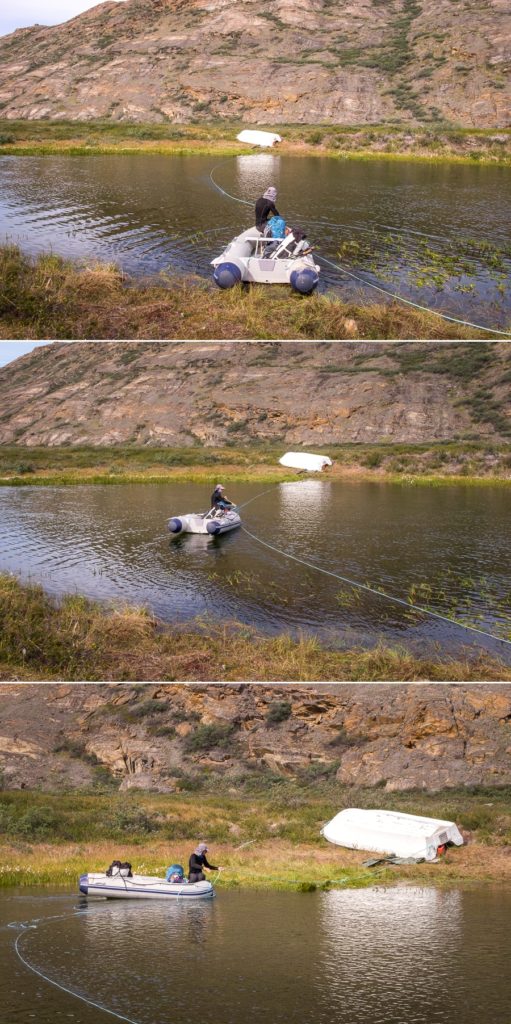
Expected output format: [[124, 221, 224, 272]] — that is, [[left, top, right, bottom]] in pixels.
[[168, 507, 241, 537], [79, 872, 214, 900], [212, 228, 320, 294]]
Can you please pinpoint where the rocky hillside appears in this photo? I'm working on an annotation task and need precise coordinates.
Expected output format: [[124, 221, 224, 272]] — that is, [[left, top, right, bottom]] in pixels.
[[1, 683, 510, 792], [0, 341, 510, 446], [0, 0, 509, 127]]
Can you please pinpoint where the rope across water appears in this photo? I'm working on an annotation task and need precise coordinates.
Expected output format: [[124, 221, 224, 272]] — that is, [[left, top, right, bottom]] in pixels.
[[234, 484, 511, 650], [12, 909, 143, 1024], [208, 161, 511, 337]]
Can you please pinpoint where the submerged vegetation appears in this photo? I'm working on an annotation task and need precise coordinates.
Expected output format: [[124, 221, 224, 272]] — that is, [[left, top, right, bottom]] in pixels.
[[2, 246, 503, 341], [0, 574, 509, 681], [0, 119, 510, 165], [0, 784, 510, 889]]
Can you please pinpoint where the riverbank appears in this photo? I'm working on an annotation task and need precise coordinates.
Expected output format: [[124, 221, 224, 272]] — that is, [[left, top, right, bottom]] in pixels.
[[1, 120, 510, 165], [1, 443, 510, 487], [0, 787, 509, 889], [1, 574, 509, 681], [2, 247, 501, 341]]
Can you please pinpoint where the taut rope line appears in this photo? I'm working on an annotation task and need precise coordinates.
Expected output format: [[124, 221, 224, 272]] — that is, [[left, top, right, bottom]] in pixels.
[[208, 161, 511, 338]]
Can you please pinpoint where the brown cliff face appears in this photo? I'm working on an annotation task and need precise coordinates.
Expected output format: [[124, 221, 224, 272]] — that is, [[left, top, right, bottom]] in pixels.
[[0, 342, 510, 446], [1, 684, 510, 792], [0, 0, 509, 127]]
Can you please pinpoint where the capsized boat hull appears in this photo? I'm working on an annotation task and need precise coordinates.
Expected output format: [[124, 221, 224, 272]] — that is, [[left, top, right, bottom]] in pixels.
[[168, 509, 241, 536], [79, 873, 215, 899], [212, 228, 319, 293]]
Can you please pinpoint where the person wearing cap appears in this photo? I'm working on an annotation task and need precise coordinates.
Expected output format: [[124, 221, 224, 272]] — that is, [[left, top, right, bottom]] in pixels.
[[188, 843, 220, 883], [255, 186, 280, 233], [211, 484, 235, 511]]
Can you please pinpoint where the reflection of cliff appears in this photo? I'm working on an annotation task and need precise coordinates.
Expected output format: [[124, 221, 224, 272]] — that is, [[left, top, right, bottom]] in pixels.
[[319, 888, 463, 1020], [1, 342, 511, 446], [1, 684, 510, 792]]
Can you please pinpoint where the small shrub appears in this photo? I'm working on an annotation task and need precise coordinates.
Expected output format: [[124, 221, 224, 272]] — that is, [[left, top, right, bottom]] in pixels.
[[16, 806, 59, 839], [125, 699, 169, 719], [108, 806, 159, 835], [266, 701, 292, 726], [183, 723, 235, 752], [363, 451, 383, 468]]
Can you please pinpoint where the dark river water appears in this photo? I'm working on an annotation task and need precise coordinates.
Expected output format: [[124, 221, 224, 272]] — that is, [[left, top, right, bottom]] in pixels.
[[0, 479, 510, 660], [0, 153, 510, 327], [1, 887, 510, 1024]]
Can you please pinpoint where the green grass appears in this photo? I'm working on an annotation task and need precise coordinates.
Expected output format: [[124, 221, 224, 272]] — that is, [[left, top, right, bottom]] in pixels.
[[0, 573, 509, 681], [0, 784, 510, 889], [0, 119, 509, 165], [3, 245, 505, 340], [0, 441, 510, 486]]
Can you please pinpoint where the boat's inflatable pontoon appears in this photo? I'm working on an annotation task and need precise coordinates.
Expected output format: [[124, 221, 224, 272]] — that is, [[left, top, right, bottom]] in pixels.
[[168, 507, 241, 537], [212, 228, 320, 294], [79, 872, 215, 900]]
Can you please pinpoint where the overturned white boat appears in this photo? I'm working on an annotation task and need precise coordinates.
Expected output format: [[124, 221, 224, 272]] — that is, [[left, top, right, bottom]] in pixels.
[[212, 227, 320, 294], [321, 809, 464, 862], [279, 452, 333, 472], [168, 507, 241, 537], [79, 872, 214, 900], [236, 129, 282, 147]]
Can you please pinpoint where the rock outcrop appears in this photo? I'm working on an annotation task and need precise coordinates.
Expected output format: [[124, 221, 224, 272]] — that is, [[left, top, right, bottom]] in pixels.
[[0, 341, 510, 446], [0, 0, 509, 127], [1, 683, 510, 792]]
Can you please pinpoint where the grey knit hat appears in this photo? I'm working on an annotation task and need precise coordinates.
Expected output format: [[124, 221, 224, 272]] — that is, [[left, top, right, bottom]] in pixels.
[[263, 186, 277, 201]]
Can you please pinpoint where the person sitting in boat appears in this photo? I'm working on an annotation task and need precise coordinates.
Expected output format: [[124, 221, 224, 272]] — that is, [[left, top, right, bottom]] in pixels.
[[188, 843, 219, 883], [263, 214, 287, 256], [211, 484, 235, 511], [255, 186, 280, 233], [166, 864, 185, 883]]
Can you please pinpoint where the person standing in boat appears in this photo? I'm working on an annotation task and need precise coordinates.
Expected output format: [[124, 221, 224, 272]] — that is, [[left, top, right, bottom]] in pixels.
[[188, 843, 220, 883], [211, 483, 235, 511], [255, 186, 280, 233]]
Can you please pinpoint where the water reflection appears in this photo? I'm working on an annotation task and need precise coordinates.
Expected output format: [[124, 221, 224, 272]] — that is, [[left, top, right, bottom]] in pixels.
[[0, 480, 509, 659], [2, 888, 510, 1024], [0, 154, 509, 325]]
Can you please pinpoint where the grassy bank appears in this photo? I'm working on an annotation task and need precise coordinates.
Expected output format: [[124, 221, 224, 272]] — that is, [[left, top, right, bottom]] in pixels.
[[2, 246, 501, 341], [0, 574, 509, 681], [1, 120, 510, 165], [1, 442, 510, 487], [1, 786, 510, 889]]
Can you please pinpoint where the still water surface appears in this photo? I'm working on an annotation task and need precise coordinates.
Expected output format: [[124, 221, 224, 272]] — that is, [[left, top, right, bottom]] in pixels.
[[1, 887, 510, 1024], [0, 153, 509, 326], [0, 479, 510, 659]]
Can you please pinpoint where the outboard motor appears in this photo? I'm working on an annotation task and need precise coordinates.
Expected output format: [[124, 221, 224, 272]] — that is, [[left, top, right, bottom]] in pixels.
[[290, 267, 319, 294], [168, 517, 183, 534], [213, 261, 243, 289]]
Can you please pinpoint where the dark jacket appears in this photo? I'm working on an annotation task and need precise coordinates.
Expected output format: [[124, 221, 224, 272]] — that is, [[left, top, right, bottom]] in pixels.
[[189, 852, 218, 874], [255, 197, 280, 231]]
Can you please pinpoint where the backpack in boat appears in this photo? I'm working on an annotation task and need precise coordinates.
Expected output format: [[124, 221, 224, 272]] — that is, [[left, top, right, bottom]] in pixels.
[[106, 860, 133, 877]]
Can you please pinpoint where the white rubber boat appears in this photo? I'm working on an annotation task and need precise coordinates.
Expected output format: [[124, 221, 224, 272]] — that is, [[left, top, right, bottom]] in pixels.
[[79, 873, 215, 900], [168, 507, 241, 537], [321, 809, 464, 861], [212, 227, 320, 293]]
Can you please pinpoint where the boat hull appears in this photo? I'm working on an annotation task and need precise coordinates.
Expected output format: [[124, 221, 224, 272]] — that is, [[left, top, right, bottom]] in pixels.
[[168, 510, 241, 536], [212, 228, 319, 293], [79, 873, 215, 900]]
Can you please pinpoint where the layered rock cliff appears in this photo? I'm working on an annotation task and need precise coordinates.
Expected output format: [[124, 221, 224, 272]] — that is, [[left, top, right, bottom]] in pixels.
[[0, 341, 510, 446], [1, 684, 510, 792], [0, 0, 509, 127]]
